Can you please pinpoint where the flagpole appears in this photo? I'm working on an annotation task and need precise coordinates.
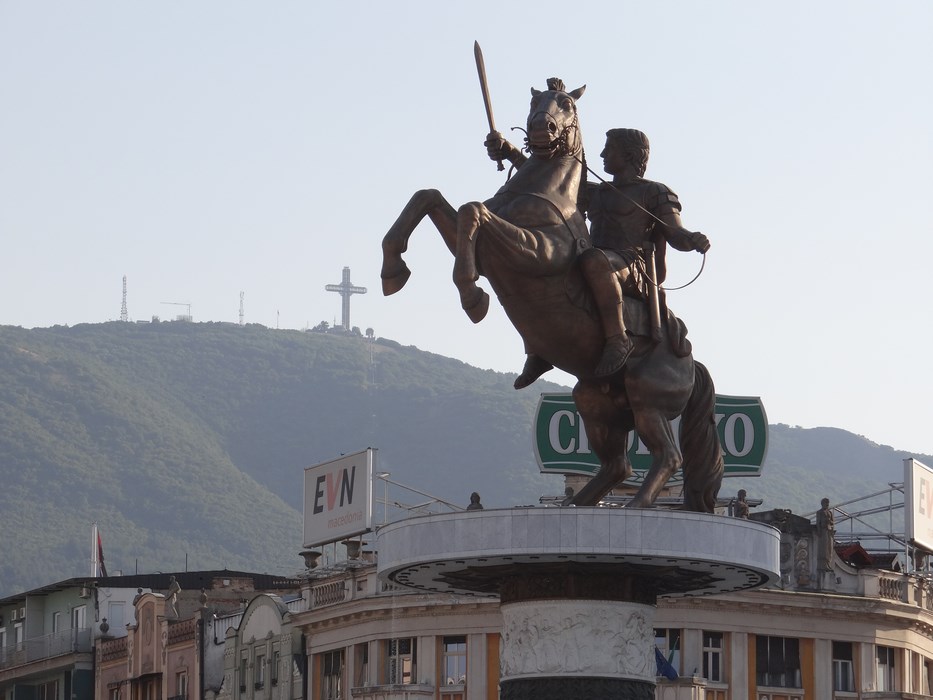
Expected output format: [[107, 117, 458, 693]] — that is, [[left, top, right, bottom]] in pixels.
[[91, 523, 99, 577]]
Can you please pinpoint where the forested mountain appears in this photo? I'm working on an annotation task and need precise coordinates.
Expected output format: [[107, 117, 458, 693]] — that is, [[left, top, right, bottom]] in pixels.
[[0, 322, 927, 598]]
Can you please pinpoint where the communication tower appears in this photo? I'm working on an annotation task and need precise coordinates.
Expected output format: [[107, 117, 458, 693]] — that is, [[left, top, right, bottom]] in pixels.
[[120, 276, 128, 322], [239, 291, 245, 326]]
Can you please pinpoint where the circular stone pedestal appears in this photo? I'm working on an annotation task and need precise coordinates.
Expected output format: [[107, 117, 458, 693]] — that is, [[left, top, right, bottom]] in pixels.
[[376, 508, 780, 698]]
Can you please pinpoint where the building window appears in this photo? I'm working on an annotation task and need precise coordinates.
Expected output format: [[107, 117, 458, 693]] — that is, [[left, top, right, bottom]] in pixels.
[[877, 645, 896, 691], [109, 687, 120, 700], [239, 655, 248, 692], [72, 605, 86, 630], [52, 612, 62, 634], [255, 652, 265, 689], [14, 623, 23, 644], [655, 628, 681, 675], [37, 680, 59, 700], [756, 635, 801, 688], [108, 602, 125, 632], [832, 641, 855, 692], [442, 636, 467, 685], [354, 643, 369, 687], [175, 671, 188, 698], [271, 650, 280, 686], [386, 638, 416, 685], [321, 649, 343, 700], [702, 631, 724, 683]]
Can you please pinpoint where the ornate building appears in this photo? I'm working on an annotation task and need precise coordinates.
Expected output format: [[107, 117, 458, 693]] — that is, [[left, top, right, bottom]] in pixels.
[[287, 507, 933, 700]]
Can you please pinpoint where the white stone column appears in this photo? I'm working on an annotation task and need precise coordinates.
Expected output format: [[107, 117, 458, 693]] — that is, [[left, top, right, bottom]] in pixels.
[[813, 638, 831, 698], [730, 631, 748, 694], [499, 599, 656, 699]]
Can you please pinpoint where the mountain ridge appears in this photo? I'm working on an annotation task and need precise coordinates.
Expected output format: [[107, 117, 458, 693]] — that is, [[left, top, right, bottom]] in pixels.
[[0, 322, 926, 597]]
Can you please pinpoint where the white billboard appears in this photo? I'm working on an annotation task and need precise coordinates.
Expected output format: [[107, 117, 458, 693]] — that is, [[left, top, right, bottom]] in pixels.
[[303, 448, 374, 549], [904, 458, 933, 552]]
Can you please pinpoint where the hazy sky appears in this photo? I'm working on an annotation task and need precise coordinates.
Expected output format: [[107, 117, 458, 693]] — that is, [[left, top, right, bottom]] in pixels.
[[1, 2, 931, 457]]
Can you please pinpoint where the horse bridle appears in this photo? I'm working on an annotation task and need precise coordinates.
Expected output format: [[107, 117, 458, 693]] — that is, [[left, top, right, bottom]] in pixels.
[[520, 96, 581, 159]]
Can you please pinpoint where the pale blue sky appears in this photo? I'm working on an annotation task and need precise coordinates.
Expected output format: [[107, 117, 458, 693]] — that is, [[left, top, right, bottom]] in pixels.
[[1, 2, 931, 457]]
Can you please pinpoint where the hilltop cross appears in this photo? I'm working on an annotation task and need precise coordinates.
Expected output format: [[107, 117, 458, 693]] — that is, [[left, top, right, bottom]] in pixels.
[[325, 266, 367, 331]]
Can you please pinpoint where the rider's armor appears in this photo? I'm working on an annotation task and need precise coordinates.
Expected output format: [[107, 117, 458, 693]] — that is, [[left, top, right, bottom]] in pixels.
[[585, 177, 682, 295]]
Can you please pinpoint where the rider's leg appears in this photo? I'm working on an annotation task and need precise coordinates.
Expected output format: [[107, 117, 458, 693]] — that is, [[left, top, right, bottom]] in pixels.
[[579, 248, 634, 376], [514, 353, 554, 390]]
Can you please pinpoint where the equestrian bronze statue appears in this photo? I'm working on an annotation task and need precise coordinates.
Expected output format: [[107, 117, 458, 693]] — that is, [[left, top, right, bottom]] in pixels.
[[381, 70, 723, 512]]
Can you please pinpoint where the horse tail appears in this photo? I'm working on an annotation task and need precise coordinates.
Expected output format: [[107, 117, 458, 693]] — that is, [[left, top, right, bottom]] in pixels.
[[680, 360, 723, 513]]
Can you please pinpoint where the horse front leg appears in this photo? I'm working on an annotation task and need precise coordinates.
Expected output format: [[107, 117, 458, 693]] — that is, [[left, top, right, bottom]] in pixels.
[[452, 201, 491, 323], [381, 189, 457, 296], [628, 409, 682, 508], [569, 382, 634, 506]]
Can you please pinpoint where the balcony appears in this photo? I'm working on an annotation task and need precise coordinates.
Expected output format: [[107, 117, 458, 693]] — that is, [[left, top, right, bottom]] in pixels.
[[311, 580, 348, 608], [350, 684, 435, 699], [0, 628, 92, 671]]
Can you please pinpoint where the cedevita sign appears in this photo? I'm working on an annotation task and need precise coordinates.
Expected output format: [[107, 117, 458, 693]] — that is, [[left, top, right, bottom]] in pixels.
[[534, 393, 768, 483]]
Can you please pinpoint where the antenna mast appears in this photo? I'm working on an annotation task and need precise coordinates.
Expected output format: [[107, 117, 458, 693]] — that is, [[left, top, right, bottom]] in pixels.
[[120, 276, 128, 322]]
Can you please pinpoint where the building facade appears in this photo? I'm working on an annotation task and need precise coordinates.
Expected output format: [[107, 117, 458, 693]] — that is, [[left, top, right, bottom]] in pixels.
[[5, 511, 933, 699], [214, 593, 304, 700], [287, 509, 933, 700], [0, 571, 300, 700], [291, 559, 502, 700]]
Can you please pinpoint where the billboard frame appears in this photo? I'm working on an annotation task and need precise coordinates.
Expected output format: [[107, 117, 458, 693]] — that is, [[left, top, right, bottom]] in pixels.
[[302, 448, 375, 549], [904, 458, 933, 553]]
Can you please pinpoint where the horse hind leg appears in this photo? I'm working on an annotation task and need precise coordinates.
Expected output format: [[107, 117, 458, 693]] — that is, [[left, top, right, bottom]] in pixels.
[[628, 409, 682, 509], [452, 202, 490, 323], [381, 189, 457, 296], [569, 382, 633, 506]]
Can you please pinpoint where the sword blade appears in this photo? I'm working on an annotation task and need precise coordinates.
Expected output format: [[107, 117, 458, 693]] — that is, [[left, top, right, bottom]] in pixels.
[[474, 41, 504, 171]]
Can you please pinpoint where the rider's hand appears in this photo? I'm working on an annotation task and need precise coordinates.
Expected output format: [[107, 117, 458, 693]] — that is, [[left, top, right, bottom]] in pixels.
[[690, 231, 711, 254], [484, 131, 513, 161]]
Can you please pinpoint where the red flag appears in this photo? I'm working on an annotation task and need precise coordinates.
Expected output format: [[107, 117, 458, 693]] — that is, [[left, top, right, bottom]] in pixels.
[[97, 531, 108, 578]]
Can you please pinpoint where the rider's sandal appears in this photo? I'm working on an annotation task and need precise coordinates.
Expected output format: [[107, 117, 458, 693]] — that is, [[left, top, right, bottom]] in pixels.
[[595, 335, 635, 377]]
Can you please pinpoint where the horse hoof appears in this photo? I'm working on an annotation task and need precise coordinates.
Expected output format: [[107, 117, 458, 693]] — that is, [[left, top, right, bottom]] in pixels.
[[381, 263, 411, 296], [463, 290, 489, 323]]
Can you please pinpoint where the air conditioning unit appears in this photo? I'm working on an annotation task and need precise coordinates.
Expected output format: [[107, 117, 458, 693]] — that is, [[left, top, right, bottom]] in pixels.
[[78, 587, 91, 599]]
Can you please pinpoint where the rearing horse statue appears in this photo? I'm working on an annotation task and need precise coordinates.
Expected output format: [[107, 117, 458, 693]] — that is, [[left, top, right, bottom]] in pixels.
[[381, 79, 723, 511]]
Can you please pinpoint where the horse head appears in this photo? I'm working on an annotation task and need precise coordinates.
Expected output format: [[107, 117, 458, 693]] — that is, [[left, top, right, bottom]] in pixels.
[[525, 78, 586, 159]]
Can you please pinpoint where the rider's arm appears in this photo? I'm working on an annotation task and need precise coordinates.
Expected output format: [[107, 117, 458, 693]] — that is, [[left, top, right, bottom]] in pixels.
[[651, 184, 710, 253], [658, 210, 710, 253], [485, 131, 527, 169]]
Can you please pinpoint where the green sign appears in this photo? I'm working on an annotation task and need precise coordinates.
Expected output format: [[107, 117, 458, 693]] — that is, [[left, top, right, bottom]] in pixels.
[[534, 393, 768, 483]]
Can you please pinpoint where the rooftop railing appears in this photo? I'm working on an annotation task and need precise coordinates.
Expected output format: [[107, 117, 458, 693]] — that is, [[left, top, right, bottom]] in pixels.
[[0, 627, 92, 671]]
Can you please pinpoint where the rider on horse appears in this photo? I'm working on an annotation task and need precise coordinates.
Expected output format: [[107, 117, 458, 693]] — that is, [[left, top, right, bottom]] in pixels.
[[489, 127, 710, 388]]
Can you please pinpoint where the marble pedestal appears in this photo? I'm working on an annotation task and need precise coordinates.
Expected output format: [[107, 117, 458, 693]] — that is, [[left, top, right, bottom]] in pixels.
[[376, 508, 780, 699]]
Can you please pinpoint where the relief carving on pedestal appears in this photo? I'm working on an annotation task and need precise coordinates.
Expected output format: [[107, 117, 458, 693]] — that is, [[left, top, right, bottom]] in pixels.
[[500, 601, 653, 681]]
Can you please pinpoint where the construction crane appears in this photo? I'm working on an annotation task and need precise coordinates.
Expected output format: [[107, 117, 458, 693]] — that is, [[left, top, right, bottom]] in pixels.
[[161, 302, 192, 322]]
